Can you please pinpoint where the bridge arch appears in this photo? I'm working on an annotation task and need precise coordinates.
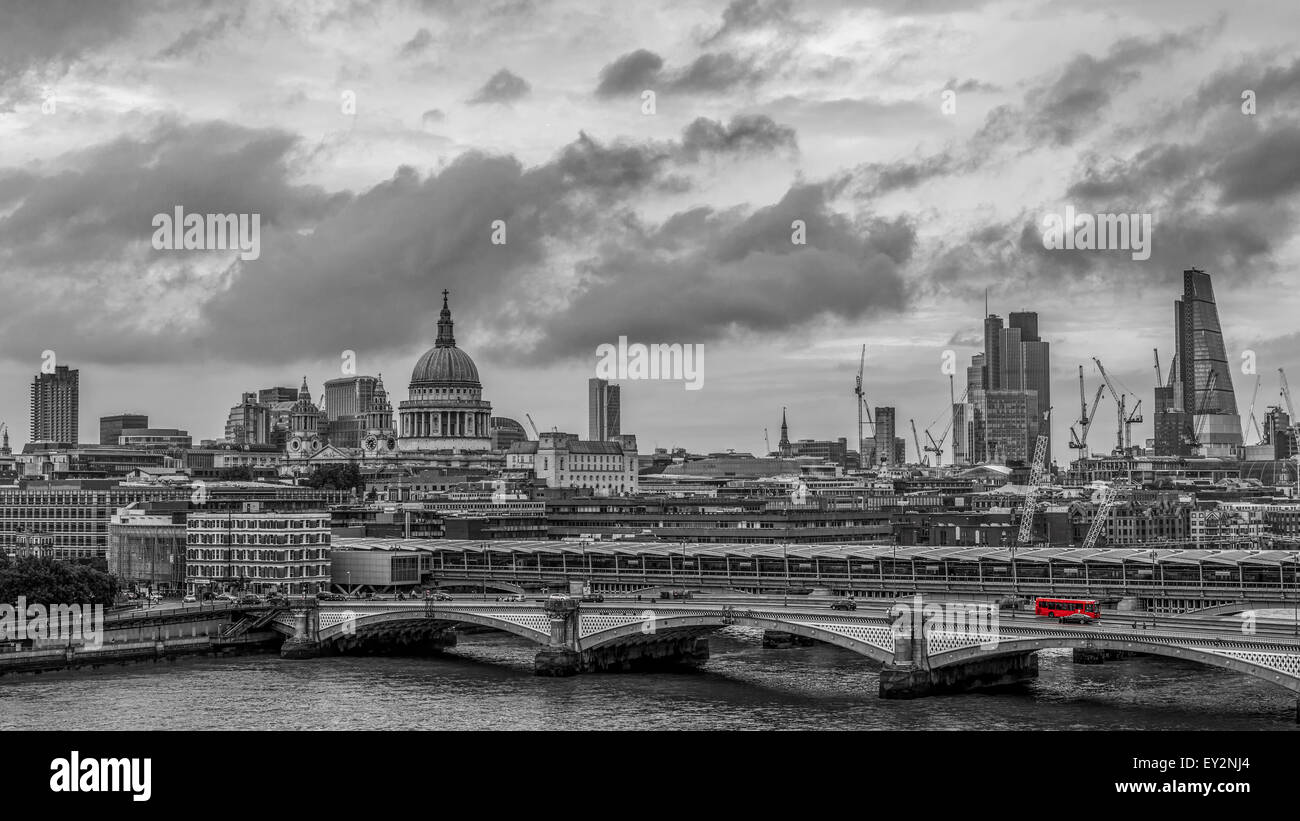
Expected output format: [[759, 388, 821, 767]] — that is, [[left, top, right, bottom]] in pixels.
[[929, 635, 1300, 694], [576, 610, 896, 664], [309, 608, 552, 646]]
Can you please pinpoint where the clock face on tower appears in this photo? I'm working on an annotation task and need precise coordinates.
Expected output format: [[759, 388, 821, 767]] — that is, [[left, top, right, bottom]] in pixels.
[[288, 437, 302, 452], [386, 436, 396, 452], [364, 435, 378, 453]]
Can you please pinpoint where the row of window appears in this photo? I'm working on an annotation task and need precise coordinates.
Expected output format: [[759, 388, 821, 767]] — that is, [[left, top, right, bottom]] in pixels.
[[189, 518, 327, 529], [188, 533, 326, 545], [187, 548, 328, 562], [186, 565, 329, 579]]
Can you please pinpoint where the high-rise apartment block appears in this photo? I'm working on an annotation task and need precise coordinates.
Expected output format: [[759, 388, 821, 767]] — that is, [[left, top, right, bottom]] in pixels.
[[30, 364, 79, 444]]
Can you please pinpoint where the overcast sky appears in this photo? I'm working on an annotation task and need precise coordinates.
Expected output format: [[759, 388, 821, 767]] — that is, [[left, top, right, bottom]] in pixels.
[[2, 0, 1300, 464]]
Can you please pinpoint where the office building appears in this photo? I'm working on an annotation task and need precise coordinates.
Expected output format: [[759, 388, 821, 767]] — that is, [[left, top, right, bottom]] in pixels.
[[184, 503, 331, 596], [225, 393, 272, 446], [109, 501, 188, 592], [588, 378, 621, 441], [30, 364, 79, 444], [506, 432, 639, 496], [1174, 269, 1242, 458], [100, 414, 149, 446], [873, 407, 899, 467], [324, 376, 378, 449]]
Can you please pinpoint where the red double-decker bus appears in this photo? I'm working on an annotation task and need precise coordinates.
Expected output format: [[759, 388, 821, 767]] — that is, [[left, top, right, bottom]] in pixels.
[[1034, 598, 1101, 620]]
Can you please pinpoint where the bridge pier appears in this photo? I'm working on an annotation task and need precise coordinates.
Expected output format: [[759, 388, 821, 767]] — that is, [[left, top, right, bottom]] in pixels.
[[1072, 647, 1136, 664], [280, 606, 320, 660], [880, 652, 1039, 698], [535, 636, 710, 676]]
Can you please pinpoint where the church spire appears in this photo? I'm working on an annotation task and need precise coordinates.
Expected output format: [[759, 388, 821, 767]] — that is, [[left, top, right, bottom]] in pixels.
[[779, 406, 790, 449], [298, 376, 310, 402], [435, 289, 456, 348]]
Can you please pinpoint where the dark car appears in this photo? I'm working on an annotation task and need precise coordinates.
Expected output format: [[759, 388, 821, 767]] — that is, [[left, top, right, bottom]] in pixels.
[[429, 592, 453, 601], [830, 600, 858, 611], [580, 593, 604, 603], [239, 594, 263, 605], [1059, 612, 1095, 625]]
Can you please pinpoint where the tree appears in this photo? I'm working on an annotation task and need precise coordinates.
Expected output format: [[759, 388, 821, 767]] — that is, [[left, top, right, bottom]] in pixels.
[[305, 463, 364, 494], [0, 557, 119, 605]]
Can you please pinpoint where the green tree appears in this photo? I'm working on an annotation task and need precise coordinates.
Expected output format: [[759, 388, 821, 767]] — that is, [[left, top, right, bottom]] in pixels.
[[306, 463, 364, 493], [0, 557, 119, 605]]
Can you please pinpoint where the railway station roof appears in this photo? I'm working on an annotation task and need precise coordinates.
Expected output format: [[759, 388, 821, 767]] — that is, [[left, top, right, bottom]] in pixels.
[[330, 538, 1300, 566]]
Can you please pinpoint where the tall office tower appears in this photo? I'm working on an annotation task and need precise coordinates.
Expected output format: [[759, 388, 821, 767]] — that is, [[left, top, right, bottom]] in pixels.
[[975, 310, 1049, 464], [1153, 358, 1191, 456], [588, 378, 621, 441], [1174, 269, 1242, 458], [966, 353, 985, 398], [324, 376, 378, 449], [101, 414, 149, 445], [873, 407, 897, 467], [30, 364, 79, 443]]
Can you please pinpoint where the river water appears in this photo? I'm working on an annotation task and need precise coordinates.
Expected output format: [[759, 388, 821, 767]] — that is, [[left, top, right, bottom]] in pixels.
[[1, 627, 1294, 730]]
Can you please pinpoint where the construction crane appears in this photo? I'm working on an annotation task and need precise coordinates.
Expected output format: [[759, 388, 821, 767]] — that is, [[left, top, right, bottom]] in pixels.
[[925, 383, 968, 464], [1083, 484, 1120, 549], [1092, 357, 1129, 456], [1153, 348, 1162, 387], [1069, 383, 1106, 456], [1280, 368, 1296, 419], [1123, 399, 1143, 452], [1244, 373, 1263, 444], [909, 419, 926, 466], [1015, 415, 1051, 548], [1186, 371, 1218, 452], [853, 344, 874, 468], [524, 413, 541, 439], [764, 428, 771, 456]]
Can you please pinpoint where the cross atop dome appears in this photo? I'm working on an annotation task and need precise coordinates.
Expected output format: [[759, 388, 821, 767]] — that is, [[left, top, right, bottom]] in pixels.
[[436, 289, 456, 348]]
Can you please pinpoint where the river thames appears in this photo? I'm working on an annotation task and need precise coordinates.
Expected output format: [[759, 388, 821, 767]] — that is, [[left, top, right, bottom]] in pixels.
[[1, 627, 1295, 730]]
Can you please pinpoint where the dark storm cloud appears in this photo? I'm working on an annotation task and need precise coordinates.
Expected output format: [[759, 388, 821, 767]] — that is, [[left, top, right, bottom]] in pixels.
[[0, 0, 160, 109], [944, 78, 1000, 93], [468, 68, 531, 104], [489, 181, 915, 363], [594, 49, 664, 97], [399, 27, 434, 58], [669, 52, 767, 93], [679, 114, 797, 160], [0, 118, 338, 271], [1019, 30, 1206, 146], [594, 50, 770, 98], [704, 0, 806, 44], [1211, 122, 1300, 205], [0, 114, 818, 367]]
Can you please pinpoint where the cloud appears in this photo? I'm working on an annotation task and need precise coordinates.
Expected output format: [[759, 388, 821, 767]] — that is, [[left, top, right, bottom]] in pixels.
[[468, 68, 531, 104], [594, 49, 664, 97], [679, 114, 797, 160], [668, 52, 767, 93], [400, 27, 434, 58]]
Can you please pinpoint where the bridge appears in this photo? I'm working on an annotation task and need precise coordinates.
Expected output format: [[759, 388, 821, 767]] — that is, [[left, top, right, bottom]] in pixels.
[[268, 596, 1300, 717]]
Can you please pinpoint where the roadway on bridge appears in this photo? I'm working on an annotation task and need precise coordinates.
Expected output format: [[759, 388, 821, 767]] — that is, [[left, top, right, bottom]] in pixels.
[[330, 594, 1300, 644]]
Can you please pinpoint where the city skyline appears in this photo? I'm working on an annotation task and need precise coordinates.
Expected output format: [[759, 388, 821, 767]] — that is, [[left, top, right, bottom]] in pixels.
[[2, 0, 1300, 459]]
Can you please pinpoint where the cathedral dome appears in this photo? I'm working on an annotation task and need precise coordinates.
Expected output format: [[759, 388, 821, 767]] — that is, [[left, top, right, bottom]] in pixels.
[[411, 346, 480, 386], [409, 291, 481, 387]]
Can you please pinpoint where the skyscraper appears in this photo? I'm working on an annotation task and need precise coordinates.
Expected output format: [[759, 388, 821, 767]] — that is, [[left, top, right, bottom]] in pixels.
[[30, 364, 79, 444], [1173, 269, 1242, 458], [588, 378, 621, 441], [970, 309, 1049, 464], [873, 407, 897, 467], [324, 376, 379, 449]]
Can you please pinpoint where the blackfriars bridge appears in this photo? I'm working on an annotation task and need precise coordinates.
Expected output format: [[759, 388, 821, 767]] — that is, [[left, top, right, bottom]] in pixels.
[[267, 597, 1300, 715]]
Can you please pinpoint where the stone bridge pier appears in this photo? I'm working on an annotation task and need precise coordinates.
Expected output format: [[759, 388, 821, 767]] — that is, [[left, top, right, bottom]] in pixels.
[[878, 600, 1038, 699], [534, 598, 709, 677], [280, 604, 321, 660]]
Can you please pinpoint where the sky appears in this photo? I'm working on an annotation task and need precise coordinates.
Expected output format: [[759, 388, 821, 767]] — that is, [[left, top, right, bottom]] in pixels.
[[1, 0, 1299, 466]]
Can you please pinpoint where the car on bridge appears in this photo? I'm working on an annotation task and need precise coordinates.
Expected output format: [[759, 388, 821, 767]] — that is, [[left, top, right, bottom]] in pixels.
[[428, 592, 453, 601], [830, 600, 858, 611], [580, 593, 605, 603], [1059, 612, 1096, 625], [501, 594, 526, 602], [182, 594, 197, 603]]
